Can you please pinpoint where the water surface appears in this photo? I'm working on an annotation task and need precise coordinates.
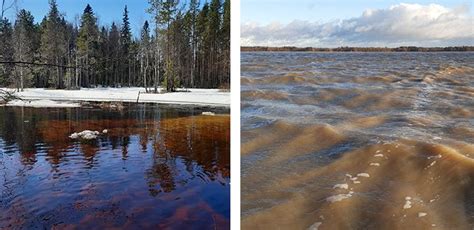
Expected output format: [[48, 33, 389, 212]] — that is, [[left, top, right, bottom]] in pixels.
[[241, 52, 474, 229], [0, 104, 230, 229]]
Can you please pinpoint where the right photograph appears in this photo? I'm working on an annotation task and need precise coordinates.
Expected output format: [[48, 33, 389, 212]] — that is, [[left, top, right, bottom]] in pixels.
[[240, 1, 473, 229]]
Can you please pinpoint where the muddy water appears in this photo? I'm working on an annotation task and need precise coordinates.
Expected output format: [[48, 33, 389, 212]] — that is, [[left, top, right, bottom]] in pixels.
[[241, 52, 474, 229], [0, 104, 230, 229]]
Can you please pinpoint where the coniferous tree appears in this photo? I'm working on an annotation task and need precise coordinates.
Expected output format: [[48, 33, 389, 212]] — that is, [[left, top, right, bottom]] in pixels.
[[0, 1, 230, 90], [0, 18, 14, 86], [140, 20, 151, 92], [76, 4, 98, 87], [108, 22, 120, 87], [13, 9, 36, 91], [121, 5, 132, 86], [40, 0, 67, 88]]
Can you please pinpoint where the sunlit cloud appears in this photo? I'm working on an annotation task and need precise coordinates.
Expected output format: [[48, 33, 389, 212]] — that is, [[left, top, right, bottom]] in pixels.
[[241, 3, 474, 47]]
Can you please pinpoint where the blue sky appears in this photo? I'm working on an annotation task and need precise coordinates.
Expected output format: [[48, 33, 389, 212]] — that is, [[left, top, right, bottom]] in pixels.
[[241, 0, 474, 47], [5, 0, 153, 36]]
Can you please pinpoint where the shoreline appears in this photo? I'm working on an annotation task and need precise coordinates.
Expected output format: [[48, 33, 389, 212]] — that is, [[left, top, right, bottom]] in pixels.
[[2, 87, 230, 107]]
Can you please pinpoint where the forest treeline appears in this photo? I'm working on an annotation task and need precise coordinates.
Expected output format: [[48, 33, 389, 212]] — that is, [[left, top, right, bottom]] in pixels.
[[241, 46, 474, 52], [0, 0, 230, 92]]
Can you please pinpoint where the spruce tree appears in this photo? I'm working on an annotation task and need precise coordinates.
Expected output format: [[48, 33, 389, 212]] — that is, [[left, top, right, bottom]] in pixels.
[[77, 4, 98, 87], [121, 5, 132, 86], [13, 9, 36, 91], [0, 18, 14, 86], [40, 0, 67, 88]]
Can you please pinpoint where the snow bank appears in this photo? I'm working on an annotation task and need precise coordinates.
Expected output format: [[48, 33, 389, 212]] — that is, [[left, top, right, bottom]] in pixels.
[[6, 99, 81, 108], [9, 87, 230, 107], [202, 111, 216, 116]]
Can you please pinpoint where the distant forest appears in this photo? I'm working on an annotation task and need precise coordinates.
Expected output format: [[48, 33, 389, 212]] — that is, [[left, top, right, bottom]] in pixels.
[[242, 46, 474, 52], [0, 0, 230, 92]]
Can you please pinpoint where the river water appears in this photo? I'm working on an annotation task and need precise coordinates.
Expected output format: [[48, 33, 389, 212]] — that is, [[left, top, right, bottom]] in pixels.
[[0, 104, 230, 229], [241, 52, 474, 229]]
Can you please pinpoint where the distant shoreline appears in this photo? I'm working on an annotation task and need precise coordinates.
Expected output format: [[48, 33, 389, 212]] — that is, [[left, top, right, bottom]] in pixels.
[[241, 46, 474, 52]]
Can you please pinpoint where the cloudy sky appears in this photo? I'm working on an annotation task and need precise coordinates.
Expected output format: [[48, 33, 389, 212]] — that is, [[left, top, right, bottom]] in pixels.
[[241, 0, 474, 47]]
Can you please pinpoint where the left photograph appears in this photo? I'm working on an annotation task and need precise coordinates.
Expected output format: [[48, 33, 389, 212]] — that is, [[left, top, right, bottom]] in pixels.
[[0, 0, 230, 229]]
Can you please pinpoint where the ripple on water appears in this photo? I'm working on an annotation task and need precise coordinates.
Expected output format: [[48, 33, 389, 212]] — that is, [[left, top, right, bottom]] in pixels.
[[241, 52, 474, 229]]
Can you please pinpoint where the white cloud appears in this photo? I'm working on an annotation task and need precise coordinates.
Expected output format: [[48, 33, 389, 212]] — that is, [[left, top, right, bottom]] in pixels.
[[241, 3, 474, 47]]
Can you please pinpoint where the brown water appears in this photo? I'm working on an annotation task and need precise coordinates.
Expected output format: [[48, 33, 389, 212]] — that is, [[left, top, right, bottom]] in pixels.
[[0, 104, 230, 229], [241, 52, 474, 229]]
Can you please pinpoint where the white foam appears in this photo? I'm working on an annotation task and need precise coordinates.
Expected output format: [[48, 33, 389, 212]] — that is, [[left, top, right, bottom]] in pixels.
[[350, 177, 358, 181], [307, 222, 322, 230], [369, 163, 380, 166], [418, 212, 427, 217], [333, 184, 349, 190], [326, 193, 353, 203], [403, 200, 412, 209], [374, 154, 384, 157], [102, 129, 108, 134], [353, 181, 361, 184], [433, 136, 442, 140], [357, 173, 370, 178]]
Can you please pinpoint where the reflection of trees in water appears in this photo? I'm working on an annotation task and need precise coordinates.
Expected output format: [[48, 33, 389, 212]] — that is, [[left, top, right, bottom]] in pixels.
[[144, 115, 230, 196], [0, 106, 229, 186]]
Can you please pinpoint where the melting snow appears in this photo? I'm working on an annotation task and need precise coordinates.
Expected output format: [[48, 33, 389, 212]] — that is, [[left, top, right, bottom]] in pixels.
[[69, 130, 102, 140], [6, 99, 81, 108], [202, 111, 216, 116]]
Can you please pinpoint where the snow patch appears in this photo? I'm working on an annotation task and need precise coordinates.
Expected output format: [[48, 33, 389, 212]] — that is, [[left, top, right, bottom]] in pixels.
[[6, 99, 81, 108], [202, 111, 216, 116], [10, 87, 230, 106]]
